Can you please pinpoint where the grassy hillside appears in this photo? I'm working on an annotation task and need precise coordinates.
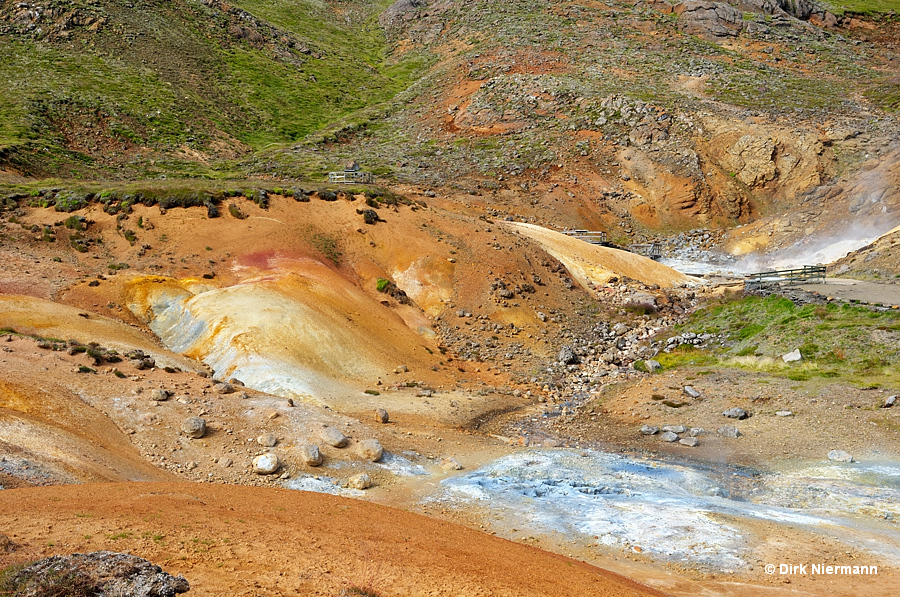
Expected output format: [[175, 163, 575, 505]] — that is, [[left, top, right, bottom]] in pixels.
[[657, 294, 900, 388], [0, 0, 432, 177], [1, 0, 897, 190]]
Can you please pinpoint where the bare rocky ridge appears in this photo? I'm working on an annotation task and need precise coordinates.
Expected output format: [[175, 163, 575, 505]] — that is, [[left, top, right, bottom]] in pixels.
[[4, 551, 189, 597]]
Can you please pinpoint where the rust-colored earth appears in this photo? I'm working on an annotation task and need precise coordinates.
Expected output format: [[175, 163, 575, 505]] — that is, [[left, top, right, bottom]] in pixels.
[[0, 482, 666, 597]]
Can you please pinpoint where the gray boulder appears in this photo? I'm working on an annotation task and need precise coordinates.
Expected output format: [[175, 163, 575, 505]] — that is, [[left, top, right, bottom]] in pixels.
[[828, 450, 854, 463], [348, 473, 372, 490], [717, 425, 741, 438], [660, 431, 679, 442], [679, 437, 699, 447], [181, 417, 206, 439], [4, 551, 189, 596], [640, 425, 659, 435], [723, 407, 750, 420], [558, 346, 578, 365], [148, 389, 169, 402], [782, 349, 802, 363], [252, 453, 281, 474], [441, 457, 463, 470], [645, 359, 662, 372], [884, 395, 896, 408], [357, 439, 384, 462], [257, 433, 277, 447], [321, 426, 349, 448], [662, 425, 687, 434], [213, 382, 234, 394], [683, 386, 701, 398], [374, 408, 390, 423], [300, 444, 323, 467]]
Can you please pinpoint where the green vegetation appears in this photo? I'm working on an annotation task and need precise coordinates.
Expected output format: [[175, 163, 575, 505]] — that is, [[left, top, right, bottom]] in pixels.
[[662, 294, 900, 386], [0, 0, 433, 177], [0, 562, 96, 597], [375, 278, 391, 292], [310, 231, 342, 264], [823, 0, 900, 16]]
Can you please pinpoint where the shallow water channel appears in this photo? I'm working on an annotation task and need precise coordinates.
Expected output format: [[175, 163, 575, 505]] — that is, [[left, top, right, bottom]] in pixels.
[[427, 450, 900, 571]]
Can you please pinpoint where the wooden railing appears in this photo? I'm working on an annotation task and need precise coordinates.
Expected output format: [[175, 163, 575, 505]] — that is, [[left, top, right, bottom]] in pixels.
[[746, 265, 826, 285], [562, 229, 607, 245], [328, 171, 376, 184], [629, 242, 662, 260]]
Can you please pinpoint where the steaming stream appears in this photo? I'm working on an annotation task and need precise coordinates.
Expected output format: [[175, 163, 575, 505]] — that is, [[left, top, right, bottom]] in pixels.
[[423, 450, 900, 571]]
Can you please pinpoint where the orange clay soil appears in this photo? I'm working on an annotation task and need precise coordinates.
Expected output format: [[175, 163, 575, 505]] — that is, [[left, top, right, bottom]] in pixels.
[[0, 482, 668, 597]]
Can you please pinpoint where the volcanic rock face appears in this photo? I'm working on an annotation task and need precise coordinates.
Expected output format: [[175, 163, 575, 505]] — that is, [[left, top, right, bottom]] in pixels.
[[675, 1, 745, 40], [4, 551, 189, 597]]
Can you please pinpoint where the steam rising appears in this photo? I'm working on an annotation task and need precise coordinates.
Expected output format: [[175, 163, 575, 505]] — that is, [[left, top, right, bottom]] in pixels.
[[738, 155, 900, 271]]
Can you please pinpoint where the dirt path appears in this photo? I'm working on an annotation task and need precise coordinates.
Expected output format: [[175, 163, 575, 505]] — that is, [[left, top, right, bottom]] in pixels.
[[797, 278, 900, 308], [0, 482, 668, 597]]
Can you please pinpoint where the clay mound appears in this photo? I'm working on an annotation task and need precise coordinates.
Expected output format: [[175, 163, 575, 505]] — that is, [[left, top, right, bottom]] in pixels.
[[505, 222, 695, 288], [0, 295, 200, 372], [0, 482, 666, 597], [0, 376, 176, 485], [124, 257, 442, 403]]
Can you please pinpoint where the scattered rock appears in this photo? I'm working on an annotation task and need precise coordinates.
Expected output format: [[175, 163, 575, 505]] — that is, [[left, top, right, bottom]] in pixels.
[[722, 407, 749, 420], [640, 425, 659, 435], [775, 410, 794, 417], [679, 437, 699, 447], [645, 359, 662, 372], [257, 433, 277, 447], [213, 382, 234, 394], [558, 346, 578, 365], [394, 364, 409, 373], [320, 426, 348, 448], [661, 425, 686, 434], [542, 438, 559, 447], [300, 444, 323, 467], [348, 473, 372, 490], [683, 386, 701, 398], [374, 408, 390, 423], [228, 378, 245, 387], [689, 427, 704, 437], [4, 551, 189, 597], [660, 431, 679, 442], [181, 417, 206, 439], [717, 425, 741, 438], [440, 457, 463, 471], [782, 349, 802, 363], [252, 453, 281, 474], [827, 450, 854, 463], [148, 389, 169, 402], [884, 395, 897, 408], [356, 438, 384, 462]]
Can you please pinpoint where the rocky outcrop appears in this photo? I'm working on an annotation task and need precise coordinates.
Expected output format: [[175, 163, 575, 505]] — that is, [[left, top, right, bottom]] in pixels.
[[674, 2, 745, 40], [722, 135, 778, 188], [379, 0, 426, 31], [4, 552, 189, 597]]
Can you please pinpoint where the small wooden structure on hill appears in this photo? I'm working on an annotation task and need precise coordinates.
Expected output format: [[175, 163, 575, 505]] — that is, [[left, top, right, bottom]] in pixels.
[[328, 160, 375, 184]]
